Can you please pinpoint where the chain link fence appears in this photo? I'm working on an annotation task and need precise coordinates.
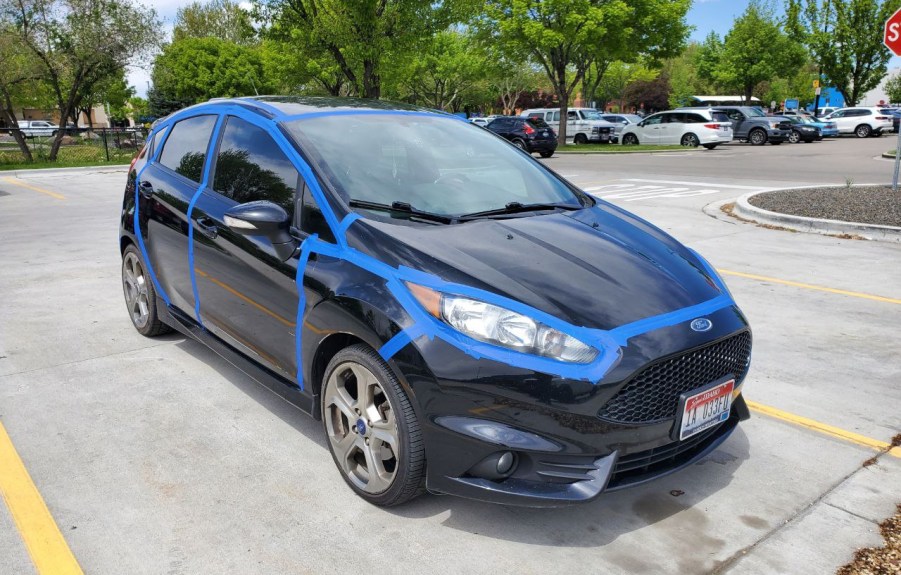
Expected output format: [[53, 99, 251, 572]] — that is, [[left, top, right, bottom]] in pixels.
[[0, 127, 148, 166]]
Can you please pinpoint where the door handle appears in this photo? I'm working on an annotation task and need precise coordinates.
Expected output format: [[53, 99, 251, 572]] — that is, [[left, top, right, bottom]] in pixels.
[[139, 180, 153, 198], [194, 216, 218, 239]]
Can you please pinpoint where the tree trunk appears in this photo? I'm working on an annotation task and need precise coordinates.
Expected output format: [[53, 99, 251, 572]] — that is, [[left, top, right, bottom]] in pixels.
[[0, 89, 33, 163], [362, 60, 380, 99]]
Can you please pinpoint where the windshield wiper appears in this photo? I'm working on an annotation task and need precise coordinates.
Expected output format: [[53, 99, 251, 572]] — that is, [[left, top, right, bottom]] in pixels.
[[458, 201, 582, 220], [348, 199, 455, 224]]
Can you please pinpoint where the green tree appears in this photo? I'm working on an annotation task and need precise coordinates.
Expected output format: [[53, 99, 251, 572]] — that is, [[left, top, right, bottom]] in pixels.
[[714, 2, 806, 103], [174, 0, 256, 45], [885, 72, 901, 104], [4, 0, 160, 160], [594, 61, 655, 112], [257, 0, 460, 99], [665, 43, 717, 108], [0, 19, 40, 161], [392, 30, 488, 111], [788, 0, 901, 106], [128, 96, 149, 123], [478, 0, 690, 144], [487, 58, 544, 115], [151, 37, 274, 106]]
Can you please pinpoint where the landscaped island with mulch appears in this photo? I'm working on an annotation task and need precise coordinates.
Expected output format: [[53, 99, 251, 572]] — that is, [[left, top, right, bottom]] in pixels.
[[748, 185, 901, 227]]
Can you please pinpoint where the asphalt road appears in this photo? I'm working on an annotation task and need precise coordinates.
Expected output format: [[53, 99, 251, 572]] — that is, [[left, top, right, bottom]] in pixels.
[[1, 136, 899, 575]]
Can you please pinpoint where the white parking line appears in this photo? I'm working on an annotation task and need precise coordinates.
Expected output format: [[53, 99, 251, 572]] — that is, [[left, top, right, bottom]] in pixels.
[[579, 179, 772, 202], [623, 178, 767, 190]]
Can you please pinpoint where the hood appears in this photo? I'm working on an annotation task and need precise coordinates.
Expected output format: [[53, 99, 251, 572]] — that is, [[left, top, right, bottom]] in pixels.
[[349, 204, 724, 331]]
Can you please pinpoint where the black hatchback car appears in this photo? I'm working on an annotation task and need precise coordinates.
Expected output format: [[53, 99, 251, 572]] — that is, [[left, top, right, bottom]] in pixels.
[[120, 97, 752, 507], [486, 116, 558, 157]]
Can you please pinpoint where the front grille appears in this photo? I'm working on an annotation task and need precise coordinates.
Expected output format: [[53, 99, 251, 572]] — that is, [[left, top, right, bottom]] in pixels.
[[606, 415, 737, 490], [597, 331, 752, 424]]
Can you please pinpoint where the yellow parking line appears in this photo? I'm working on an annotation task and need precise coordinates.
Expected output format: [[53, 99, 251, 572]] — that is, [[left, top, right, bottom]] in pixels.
[[746, 400, 901, 458], [0, 421, 84, 575], [717, 269, 901, 305], [0, 176, 66, 200]]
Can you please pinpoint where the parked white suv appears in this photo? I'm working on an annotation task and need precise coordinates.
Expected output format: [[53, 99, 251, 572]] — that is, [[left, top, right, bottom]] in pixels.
[[521, 107, 616, 144], [621, 109, 733, 149], [820, 107, 892, 138], [16, 120, 60, 137]]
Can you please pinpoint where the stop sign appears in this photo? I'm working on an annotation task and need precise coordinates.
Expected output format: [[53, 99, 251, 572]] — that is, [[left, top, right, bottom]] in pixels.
[[885, 7, 901, 56]]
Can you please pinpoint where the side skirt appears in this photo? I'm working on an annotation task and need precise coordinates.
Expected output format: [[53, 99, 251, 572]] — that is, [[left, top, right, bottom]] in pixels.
[[159, 297, 320, 419]]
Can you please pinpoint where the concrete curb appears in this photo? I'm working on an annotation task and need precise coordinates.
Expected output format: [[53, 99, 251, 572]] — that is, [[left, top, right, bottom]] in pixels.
[[732, 185, 901, 243], [1, 164, 129, 177]]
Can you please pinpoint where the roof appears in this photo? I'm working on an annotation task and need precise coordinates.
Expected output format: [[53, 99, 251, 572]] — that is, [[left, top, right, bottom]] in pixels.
[[693, 95, 762, 102], [211, 96, 430, 118]]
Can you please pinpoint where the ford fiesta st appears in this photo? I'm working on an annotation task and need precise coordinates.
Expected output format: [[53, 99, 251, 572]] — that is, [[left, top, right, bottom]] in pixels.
[[120, 97, 752, 507]]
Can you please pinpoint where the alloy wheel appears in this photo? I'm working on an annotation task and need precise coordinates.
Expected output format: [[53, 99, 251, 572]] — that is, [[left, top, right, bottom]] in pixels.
[[323, 361, 399, 494], [789, 130, 800, 143], [122, 251, 150, 329], [681, 134, 699, 147]]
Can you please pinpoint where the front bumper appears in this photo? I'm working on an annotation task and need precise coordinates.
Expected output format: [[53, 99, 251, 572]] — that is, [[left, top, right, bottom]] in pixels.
[[392, 305, 752, 506], [767, 128, 790, 142]]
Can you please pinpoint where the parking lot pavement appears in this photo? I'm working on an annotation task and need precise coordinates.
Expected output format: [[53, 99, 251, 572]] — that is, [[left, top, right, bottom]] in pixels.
[[1, 138, 899, 575]]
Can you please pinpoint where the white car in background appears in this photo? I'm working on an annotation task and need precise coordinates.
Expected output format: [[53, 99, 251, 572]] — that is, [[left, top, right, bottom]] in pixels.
[[620, 109, 733, 149], [521, 107, 616, 144], [820, 107, 893, 138], [17, 120, 60, 137]]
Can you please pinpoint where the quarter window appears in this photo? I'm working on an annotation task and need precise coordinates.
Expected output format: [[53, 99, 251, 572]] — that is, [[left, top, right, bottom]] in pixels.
[[158, 115, 217, 183], [212, 116, 299, 213]]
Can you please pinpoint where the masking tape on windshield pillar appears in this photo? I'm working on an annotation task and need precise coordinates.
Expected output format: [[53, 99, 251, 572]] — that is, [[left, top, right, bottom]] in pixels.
[[280, 109, 468, 123], [186, 115, 226, 327], [133, 126, 171, 307], [295, 234, 319, 391]]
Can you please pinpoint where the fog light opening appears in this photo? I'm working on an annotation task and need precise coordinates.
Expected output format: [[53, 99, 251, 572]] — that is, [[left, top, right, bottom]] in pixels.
[[467, 451, 519, 481], [496, 451, 516, 475]]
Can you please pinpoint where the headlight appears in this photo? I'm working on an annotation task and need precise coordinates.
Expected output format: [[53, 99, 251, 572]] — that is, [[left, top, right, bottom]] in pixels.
[[770, 121, 781, 129], [407, 283, 598, 363]]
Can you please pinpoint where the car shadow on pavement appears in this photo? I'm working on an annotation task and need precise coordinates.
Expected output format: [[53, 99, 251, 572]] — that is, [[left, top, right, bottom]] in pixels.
[[387, 430, 750, 549]]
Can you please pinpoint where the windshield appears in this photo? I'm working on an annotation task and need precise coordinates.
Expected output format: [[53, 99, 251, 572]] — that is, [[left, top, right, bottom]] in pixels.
[[580, 111, 603, 120], [745, 107, 766, 117], [284, 114, 587, 219]]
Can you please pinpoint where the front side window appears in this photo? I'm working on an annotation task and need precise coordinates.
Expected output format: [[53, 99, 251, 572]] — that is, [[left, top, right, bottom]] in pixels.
[[212, 116, 299, 212], [643, 114, 664, 125], [158, 115, 217, 183], [284, 114, 589, 219]]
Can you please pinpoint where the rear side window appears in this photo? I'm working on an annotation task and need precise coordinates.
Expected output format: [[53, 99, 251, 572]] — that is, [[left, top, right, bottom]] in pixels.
[[213, 116, 299, 212], [149, 129, 166, 158], [158, 115, 217, 183], [527, 117, 549, 129], [711, 112, 731, 122]]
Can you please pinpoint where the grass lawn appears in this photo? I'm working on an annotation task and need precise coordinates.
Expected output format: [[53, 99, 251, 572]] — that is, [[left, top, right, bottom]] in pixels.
[[557, 144, 689, 153], [0, 144, 133, 170]]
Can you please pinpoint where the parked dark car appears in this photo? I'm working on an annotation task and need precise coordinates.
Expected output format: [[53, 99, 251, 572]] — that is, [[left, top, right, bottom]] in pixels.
[[712, 106, 791, 145], [879, 108, 901, 133], [487, 116, 558, 157], [120, 96, 752, 507], [785, 116, 822, 143]]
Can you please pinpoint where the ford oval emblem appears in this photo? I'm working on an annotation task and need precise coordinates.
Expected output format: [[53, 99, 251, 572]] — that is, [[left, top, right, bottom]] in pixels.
[[690, 318, 713, 332]]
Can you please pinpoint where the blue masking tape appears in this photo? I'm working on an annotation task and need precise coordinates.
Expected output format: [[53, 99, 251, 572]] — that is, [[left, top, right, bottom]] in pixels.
[[295, 234, 319, 390], [133, 125, 171, 307], [280, 109, 468, 123], [143, 103, 738, 387], [186, 115, 226, 326]]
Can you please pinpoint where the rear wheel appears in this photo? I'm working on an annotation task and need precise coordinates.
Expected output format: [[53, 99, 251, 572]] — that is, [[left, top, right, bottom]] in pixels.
[[702, 144, 719, 150], [121, 245, 172, 337], [512, 138, 527, 151], [855, 124, 871, 138], [322, 344, 425, 506], [680, 133, 700, 147], [749, 128, 767, 146], [539, 151, 554, 158], [622, 133, 639, 146]]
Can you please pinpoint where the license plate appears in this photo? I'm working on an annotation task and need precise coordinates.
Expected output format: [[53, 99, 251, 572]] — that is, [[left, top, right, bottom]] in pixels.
[[676, 379, 734, 441]]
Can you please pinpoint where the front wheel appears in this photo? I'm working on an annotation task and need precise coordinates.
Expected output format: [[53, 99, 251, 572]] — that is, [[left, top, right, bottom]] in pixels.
[[749, 129, 767, 146], [573, 133, 588, 145], [622, 133, 639, 146], [703, 144, 719, 150], [322, 344, 426, 506], [855, 124, 871, 138], [788, 130, 801, 144], [680, 133, 700, 147], [121, 244, 172, 337]]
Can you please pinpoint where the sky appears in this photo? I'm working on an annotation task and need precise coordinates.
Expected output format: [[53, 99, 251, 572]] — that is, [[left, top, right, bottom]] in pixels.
[[127, 0, 898, 98]]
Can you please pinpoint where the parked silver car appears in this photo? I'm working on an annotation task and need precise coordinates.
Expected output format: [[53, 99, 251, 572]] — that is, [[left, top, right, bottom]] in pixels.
[[17, 120, 60, 137]]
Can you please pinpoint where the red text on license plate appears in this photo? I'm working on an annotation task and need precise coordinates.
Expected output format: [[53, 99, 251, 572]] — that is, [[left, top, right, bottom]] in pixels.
[[679, 379, 734, 441]]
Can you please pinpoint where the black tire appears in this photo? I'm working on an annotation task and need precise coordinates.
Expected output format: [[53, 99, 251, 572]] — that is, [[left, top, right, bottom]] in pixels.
[[770, 142, 782, 145], [680, 133, 700, 147], [702, 144, 719, 150], [321, 344, 426, 507], [539, 151, 554, 158], [573, 133, 588, 145], [512, 138, 528, 151], [622, 133, 639, 146], [855, 124, 871, 138], [121, 244, 172, 337], [51, 130, 58, 137], [749, 128, 767, 146], [788, 130, 801, 144]]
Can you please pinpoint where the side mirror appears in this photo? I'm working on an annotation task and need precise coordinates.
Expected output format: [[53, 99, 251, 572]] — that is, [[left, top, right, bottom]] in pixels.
[[224, 200, 297, 260], [638, 121, 646, 128]]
